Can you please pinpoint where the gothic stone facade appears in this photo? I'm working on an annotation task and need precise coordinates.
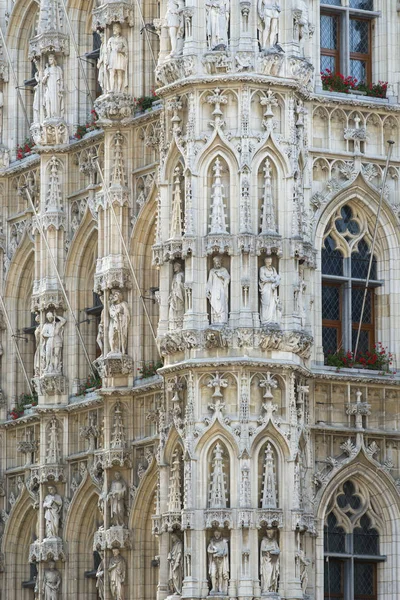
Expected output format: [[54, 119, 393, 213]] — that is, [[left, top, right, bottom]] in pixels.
[[0, 1, 399, 600]]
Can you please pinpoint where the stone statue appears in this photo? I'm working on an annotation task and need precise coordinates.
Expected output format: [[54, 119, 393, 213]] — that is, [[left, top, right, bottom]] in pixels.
[[259, 257, 281, 325], [298, 548, 310, 595], [108, 289, 130, 355], [107, 471, 127, 527], [43, 485, 63, 538], [97, 31, 109, 93], [96, 553, 105, 600], [106, 24, 128, 93], [168, 533, 183, 594], [169, 262, 185, 329], [165, 0, 185, 56], [257, 0, 281, 49], [33, 60, 42, 123], [206, 256, 230, 325], [0, 90, 3, 142], [205, 0, 230, 50], [207, 530, 229, 595], [294, 266, 306, 327], [43, 561, 61, 600], [109, 548, 126, 600], [260, 530, 280, 594], [42, 54, 64, 119], [41, 312, 66, 374], [97, 309, 104, 356], [34, 313, 41, 376]]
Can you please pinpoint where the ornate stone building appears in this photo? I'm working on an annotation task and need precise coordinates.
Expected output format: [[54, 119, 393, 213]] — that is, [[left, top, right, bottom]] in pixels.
[[0, 0, 399, 599]]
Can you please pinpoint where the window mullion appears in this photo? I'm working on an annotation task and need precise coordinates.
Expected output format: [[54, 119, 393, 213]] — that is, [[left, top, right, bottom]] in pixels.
[[343, 9, 350, 76], [344, 258, 352, 351]]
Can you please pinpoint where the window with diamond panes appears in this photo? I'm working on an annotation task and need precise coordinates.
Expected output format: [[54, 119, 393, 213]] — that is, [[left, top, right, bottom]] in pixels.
[[324, 480, 382, 600], [322, 205, 379, 357], [320, 1, 375, 85]]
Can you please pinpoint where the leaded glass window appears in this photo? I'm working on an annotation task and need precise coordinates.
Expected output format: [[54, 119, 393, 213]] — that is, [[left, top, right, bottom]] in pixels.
[[321, 204, 380, 357]]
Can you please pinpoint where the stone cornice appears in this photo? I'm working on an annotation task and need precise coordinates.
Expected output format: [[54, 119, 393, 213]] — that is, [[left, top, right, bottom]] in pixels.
[[159, 357, 311, 377], [310, 366, 400, 385]]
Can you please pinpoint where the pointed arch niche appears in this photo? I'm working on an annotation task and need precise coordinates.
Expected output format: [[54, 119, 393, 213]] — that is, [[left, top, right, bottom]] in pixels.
[[257, 440, 279, 509], [207, 155, 231, 235], [257, 156, 279, 235], [207, 440, 231, 509]]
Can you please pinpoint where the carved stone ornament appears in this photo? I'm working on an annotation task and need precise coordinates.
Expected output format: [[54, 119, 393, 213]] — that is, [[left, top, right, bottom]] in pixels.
[[92, 1, 134, 30], [93, 526, 132, 551], [32, 375, 67, 396], [29, 33, 70, 59], [94, 93, 135, 123], [94, 256, 132, 293], [29, 538, 66, 562], [155, 56, 195, 86], [30, 119, 68, 147], [94, 354, 133, 378]]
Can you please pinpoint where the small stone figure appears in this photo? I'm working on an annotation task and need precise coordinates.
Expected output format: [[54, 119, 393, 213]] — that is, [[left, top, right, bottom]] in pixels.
[[259, 257, 281, 325], [207, 530, 229, 595], [97, 31, 109, 93], [42, 54, 64, 119], [258, 0, 281, 49], [108, 289, 130, 355], [206, 0, 230, 50], [96, 553, 105, 600], [34, 312, 41, 376], [106, 24, 128, 93], [260, 530, 280, 594], [206, 256, 230, 325], [169, 262, 185, 330], [43, 485, 63, 538], [96, 309, 104, 356], [32, 59, 42, 124], [43, 561, 61, 600], [297, 548, 310, 595], [41, 312, 67, 374], [168, 533, 183, 594], [165, 0, 185, 56], [108, 471, 127, 527], [109, 548, 126, 600], [294, 266, 306, 327]]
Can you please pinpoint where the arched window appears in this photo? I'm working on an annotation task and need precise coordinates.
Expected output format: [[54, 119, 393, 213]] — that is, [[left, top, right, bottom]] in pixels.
[[322, 204, 380, 357], [324, 480, 384, 600]]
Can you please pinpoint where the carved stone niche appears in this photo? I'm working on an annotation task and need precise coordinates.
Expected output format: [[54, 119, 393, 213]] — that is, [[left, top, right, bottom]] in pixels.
[[204, 509, 233, 530], [29, 34, 70, 59], [36, 465, 65, 484], [105, 526, 131, 549], [291, 510, 317, 535], [31, 290, 65, 313], [155, 56, 195, 86], [290, 239, 317, 268], [29, 538, 66, 563], [92, 1, 134, 30], [256, 234, 283, 257], [94, 93, 135, 123], [256, 508, 283, 529], [94, 355, 134, 378], [94, 256, 132, 293], [32, 375, 67, 396], [161, 511, 182, 533], [30, 120, 69, 147]]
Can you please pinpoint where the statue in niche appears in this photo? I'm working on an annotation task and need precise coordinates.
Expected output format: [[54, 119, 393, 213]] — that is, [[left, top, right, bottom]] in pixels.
[[43, 561, 61, 600], [169, 262, 185, 330], [259, 257, 281, 325], [207, 530, 229, 595], [257, 0, 281, 49], [294, 266, 306, 327], [107, 471, 127, 527], [43, 485, 63, 538], [206, 256, 230, 325], [97, 31, 109, 93], [108, 289, 130, 355], [32, 59, 42, 124], [205, 0, 230, 50], [34, 313, 42, 376], [165, 0, 185, 57], [97, 308, 104, 356], [41, 312, 66, 375], [297, 547, 310, 595], [106, 23, 128, 94], [168, 533, 183, 594], [42, 54, 64, 119], [96, 553, 105, 600], [260, 530, 280, 594], [109, 548, 126, 600]]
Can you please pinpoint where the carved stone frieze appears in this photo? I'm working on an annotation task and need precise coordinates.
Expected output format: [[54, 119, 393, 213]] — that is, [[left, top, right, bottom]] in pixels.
[[94, 93, 135, 123], [256, 508, 283, 529], [204, 509, 233, 529], [92, 1, 134, 30], [204, 234, 234, 256], [256, 234, 283, 256], [31, 465, 65, 484], [29, 538, 66, 563]]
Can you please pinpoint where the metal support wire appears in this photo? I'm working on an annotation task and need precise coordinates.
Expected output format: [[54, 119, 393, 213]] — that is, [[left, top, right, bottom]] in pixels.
[[22, 187, 97, 379], [353, 140, 394, 359], [60, 0, 95, 106], [92, 157, 160, 354], [0, 24, 30, 130], [0, 293, 33, 395]]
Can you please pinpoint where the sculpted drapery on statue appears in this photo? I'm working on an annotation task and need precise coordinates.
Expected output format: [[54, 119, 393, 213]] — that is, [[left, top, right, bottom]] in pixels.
[[165, 0, 185, 56], [109, 548, 126, 600], [96, 554, 105, 600], [42, 54, 65, 119], [108, 471, 127, 527], [260, 530, 280, 593], [206, 0, 230, 50], [257, 0, 281, 49], [168, 533, 183, 594], [259, 257, 281, 325], [41, 312, 66, 375], [106, 24, 128, 93], [169, 262, 185, 329], [207, 530, 229, 595], [108, 289, 130, 355], [43, 562, 61, 600], [43, 486, 63, 538], [97, 31, 109, 93], [206, 256, 230, 325]]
